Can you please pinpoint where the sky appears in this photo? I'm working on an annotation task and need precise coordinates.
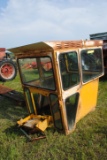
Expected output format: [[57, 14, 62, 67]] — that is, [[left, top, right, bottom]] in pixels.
[[0, 0, 107, 49]]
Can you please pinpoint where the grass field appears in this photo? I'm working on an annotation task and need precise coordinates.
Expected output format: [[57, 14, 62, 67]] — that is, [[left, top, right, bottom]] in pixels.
[[0, 74, 107, 160]]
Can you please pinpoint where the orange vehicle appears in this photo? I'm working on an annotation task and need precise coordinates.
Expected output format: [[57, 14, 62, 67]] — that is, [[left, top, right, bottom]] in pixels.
[[9, 40, 104, 138], [0, 48, 17, 81]]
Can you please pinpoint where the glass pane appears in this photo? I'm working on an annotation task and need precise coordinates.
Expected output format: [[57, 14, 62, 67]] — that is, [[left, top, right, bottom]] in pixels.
[[59, 51, 80, 90], [24, 88, 34, 114], [81, 48, 103, 82], [65, 93, 79, 130], [18, 56, 55, 90], [33, 93, 51, 115], [50, 94, 63, 130], [18, 58, 39, 82]]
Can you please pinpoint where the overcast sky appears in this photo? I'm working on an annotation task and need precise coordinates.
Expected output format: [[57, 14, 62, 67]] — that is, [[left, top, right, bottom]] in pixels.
[[0, 0, 107, 49]]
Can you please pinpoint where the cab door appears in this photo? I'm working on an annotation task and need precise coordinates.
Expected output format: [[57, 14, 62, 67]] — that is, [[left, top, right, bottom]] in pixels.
[[76, 47, 104, 121], [58, 50, 81, 134]]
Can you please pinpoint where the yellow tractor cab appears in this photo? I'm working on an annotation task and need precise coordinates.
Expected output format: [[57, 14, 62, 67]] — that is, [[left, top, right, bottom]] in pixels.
[[9, 40, 104, 137]]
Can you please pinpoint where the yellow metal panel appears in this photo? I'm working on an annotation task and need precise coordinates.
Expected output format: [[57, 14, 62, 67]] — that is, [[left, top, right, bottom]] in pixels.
[[76, 79, 99, 122], [17, 114, 34, 126], [29, 87, 49, 96], [36, 118, 50, 131]]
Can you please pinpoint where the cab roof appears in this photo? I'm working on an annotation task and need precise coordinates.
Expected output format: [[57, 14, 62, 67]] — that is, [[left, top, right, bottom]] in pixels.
[[8, 40, 103, 57]]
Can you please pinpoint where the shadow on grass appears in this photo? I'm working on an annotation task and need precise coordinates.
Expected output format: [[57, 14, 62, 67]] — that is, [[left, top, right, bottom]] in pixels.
[[95, 126, 107, 137], [4, 125, 23, 137], [4, 124, 58, 142], [0, 96, 27, 121], [99, 75, 107, 82]]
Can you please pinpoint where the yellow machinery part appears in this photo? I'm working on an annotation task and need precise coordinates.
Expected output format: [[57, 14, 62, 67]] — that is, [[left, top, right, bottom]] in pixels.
[[17, 114, 53, 132]]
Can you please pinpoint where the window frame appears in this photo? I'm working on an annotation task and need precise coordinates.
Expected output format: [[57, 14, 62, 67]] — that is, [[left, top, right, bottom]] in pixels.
[[58, 51, 80, 91], [17, 56, 56, 91], [80, 47, 104, 84]]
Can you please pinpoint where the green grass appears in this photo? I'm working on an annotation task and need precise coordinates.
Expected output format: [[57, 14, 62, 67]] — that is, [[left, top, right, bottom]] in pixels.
[[0, 75, 107, 160]]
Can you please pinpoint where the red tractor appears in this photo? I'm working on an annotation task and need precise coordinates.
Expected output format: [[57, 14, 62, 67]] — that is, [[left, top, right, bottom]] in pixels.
[[0, 48, 17, 81]]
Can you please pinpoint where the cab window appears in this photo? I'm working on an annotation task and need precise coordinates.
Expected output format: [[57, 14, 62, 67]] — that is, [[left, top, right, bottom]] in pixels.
[[18, 57, 55, 90], [59, 51, 80, 90], [81, 48, 103, 83]]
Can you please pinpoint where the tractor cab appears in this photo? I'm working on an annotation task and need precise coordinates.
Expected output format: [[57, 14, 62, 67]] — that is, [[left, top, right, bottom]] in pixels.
[[9, 40, 104, 136]]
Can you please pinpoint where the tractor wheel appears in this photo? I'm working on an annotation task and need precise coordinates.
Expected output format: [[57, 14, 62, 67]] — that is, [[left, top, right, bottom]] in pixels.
[[0, 60, 17, 81]]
